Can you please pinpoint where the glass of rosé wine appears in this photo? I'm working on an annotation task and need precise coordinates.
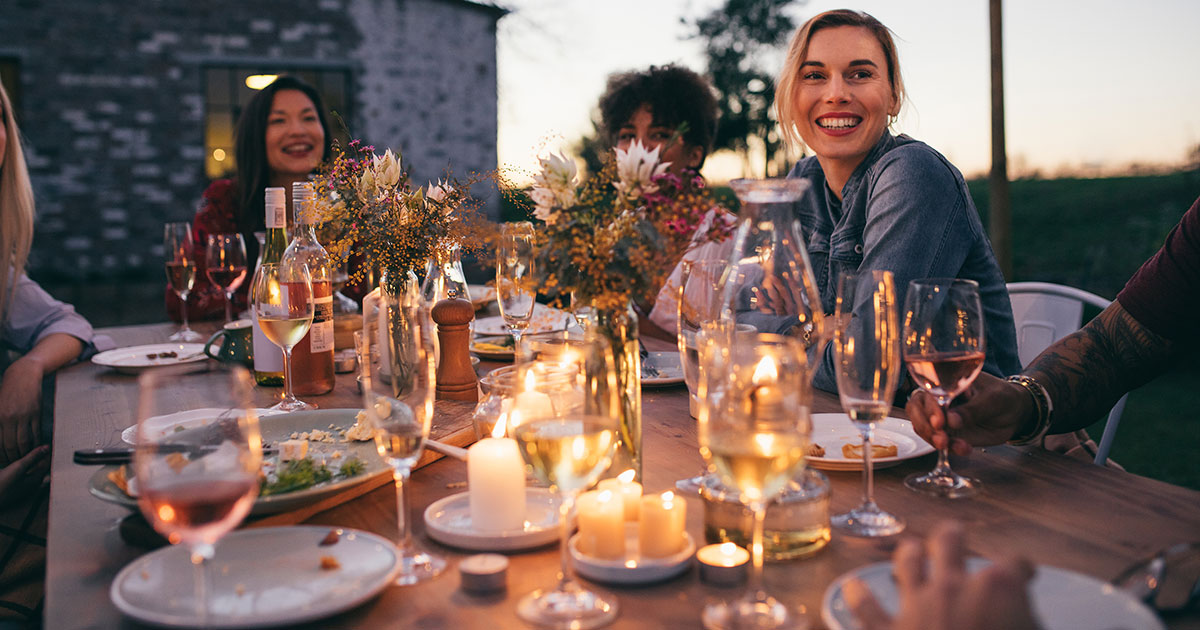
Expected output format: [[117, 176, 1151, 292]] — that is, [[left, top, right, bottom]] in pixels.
[[901, 278, 986, 498], [205, 233, 248, 323], [133, 363, 262, 627]]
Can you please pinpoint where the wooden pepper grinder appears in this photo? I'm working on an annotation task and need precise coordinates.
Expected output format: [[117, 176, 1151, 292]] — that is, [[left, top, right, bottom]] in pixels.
[[431, 298, 478, 401]]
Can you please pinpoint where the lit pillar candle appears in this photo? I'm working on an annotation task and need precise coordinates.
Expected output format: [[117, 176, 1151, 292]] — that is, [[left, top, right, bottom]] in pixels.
[[514, 368, 556, 420], [468, 420, 526, 533], [597, 469, 642, 521], [638, 491, 687, 558], [576, 489, 625, 560]]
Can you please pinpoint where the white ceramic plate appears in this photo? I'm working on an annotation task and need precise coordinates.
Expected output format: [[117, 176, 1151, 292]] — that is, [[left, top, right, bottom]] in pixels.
[[569, 527, 695, 585], [424, 489, 560, 551], [474, 304, 574, 336], [807, 413, 934, 471], [111, 526, 400, 629], [470, 335, 515, 361], [468, 284, 496, 310], [93, 409, 389, 517], [642, 351, 685, 388], [120, 408, 283, 444], [822, 558, 1164, 630], [92, 343, 207, 374]]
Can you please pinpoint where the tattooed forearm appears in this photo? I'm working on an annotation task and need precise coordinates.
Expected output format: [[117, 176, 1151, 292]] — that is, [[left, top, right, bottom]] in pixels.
[[1026, 302, 1174, 434]]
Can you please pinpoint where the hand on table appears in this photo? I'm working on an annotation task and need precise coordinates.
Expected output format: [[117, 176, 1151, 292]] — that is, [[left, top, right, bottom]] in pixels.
[[0, 445, 50, 504], [905, 372, 1034, 455], [844, 521, 1039, 630], [0, 356, 47, 466]]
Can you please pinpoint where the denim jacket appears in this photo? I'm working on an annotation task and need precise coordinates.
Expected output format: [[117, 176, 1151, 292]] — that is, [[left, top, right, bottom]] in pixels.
[[788, 132, 1020, 393]]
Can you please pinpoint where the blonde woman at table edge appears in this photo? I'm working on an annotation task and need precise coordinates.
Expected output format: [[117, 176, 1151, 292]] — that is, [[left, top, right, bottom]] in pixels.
[[0, 81, 97, 624], [775, 9, 1020, 393]]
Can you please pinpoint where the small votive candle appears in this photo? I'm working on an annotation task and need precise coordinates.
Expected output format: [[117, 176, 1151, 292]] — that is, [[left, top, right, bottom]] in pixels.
[[576, 489, 625, 559], [697, 542, 750, 586], [597, 469, 642, 521], [459, 553, 508, 593], [638, 491, 686, 558]]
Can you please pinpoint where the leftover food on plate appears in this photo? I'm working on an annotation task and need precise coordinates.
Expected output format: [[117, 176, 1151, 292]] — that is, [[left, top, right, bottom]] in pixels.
[[841, 442, 898, 459]]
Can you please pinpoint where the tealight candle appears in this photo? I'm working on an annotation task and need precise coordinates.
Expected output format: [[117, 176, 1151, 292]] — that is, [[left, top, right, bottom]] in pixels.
[[514, 369, 555, 419], [597, 469, 642, 521], [459, 553, 508, 593], [467, 420, 526, 533], [638, 490, 687, 558], [697, 542, 750, 586], [576, 489, 625, 560]]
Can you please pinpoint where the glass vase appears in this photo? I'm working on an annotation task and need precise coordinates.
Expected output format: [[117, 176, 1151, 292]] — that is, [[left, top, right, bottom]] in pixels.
[[589, 305, 642, 482]]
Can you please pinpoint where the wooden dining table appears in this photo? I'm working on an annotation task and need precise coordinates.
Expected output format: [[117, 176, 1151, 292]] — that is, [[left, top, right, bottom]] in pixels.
[[45, 320, 1200, 629]]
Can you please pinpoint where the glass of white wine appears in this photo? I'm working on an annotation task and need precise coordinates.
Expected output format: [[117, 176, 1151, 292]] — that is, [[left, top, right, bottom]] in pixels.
[[510, 332, 621, 629], [497, 221, 536, 350], [134, 363, 261, 627], [830, 270, 905, 537], [251, 261, 315, 412], [359, 296, 445, 584], [697, 330, 811, 630], [164, 222, 202, 342]]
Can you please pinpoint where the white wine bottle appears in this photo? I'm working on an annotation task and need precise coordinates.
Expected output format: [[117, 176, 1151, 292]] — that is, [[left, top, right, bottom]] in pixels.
[[284, 181, 335, 396], [252, 187, 288, 386]]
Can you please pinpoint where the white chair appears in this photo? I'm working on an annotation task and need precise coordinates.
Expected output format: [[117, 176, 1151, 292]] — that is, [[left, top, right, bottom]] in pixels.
[[1007, 282, 1128, 464]]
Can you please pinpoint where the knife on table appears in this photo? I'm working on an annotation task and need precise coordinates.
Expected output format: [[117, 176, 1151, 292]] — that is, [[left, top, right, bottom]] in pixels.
[[74, 443, 278, 465]]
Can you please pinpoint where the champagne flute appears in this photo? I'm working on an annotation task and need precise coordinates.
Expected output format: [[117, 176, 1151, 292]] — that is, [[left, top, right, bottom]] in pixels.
[[510, 333, 621, 629], [134, 364, 261, 627], [497, 221, 536, 350], [830, 270, 905, 536], [164, 222, 202, 342], [901, 278, 986, 498], [252, 261, 315, 412], [697, 331, 811, 630], [359, 298, 446, 584], [205, 233, 248, 323]]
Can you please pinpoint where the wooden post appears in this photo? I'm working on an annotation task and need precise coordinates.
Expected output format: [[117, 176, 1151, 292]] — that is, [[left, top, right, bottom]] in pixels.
[[989, 0, 1012, 278], [431, 298, 478, 401]]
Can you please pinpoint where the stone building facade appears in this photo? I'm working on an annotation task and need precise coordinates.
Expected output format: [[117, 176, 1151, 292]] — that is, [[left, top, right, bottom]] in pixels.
[[0, 0, 504, 280]]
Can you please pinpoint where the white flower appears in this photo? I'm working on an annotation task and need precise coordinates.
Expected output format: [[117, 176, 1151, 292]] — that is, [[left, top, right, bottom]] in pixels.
[[427, 180, 452, 203], [533, 151, 577, 198], [357, 168, 376, 199], [372, 149, 402, 189], [613, 140, 670, 200]]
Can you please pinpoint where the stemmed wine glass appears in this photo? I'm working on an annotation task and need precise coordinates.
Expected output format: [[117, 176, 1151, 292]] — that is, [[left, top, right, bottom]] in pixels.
[[901, 278, 986, 498], [830, 270, 905, 536], [674, 259, 729, 493], [497, 221, 536, 350], [205, 233, 248, 323], [134, 364, 262, 627], [252, 261, 315, 412], [697, 331, 811, 630], [164, 222, 202, 342], [358, 297, 446, 584]]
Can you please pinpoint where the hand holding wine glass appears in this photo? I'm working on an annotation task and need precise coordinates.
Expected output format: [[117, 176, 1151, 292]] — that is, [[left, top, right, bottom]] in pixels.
[[252, 261, 315, 412], [497, 221, 536, 349], [901, 278, 986, 498], [205, 233, 248, 323], [164, 222, 202, 342]]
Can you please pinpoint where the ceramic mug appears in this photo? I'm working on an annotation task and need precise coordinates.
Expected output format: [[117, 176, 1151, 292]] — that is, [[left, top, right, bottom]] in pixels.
[[204, 318, 254, 368]]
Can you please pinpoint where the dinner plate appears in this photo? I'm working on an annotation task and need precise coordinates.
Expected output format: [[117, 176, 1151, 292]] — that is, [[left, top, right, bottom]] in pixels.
[[423, 489, 560, 551], [92, 343, 208, 374], [120, 408, 283, 444], [822, 558, 1164, 630], [641, 351, 685, 388], [110, 525, 400, 629], [93, 409, 389, 516], [474, 304, 574, 336], [467, 284, 496, 310], [569, 528, 695, 585], [807, 413, 934, 471], [470, 335, 515, 361]]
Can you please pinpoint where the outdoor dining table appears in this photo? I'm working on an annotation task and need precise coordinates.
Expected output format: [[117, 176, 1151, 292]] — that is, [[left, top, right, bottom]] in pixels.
[[44, 321, 1200, 629]]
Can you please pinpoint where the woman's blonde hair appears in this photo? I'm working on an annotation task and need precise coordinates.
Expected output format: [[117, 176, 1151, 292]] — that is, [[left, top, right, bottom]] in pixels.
[[775, 9, 906, 152], [0, 82, 35, 324]]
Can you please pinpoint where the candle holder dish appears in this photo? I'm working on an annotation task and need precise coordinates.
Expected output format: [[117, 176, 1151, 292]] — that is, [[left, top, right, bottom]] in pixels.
[[569, 525, 695, 585], [423, 488, 561, 551]]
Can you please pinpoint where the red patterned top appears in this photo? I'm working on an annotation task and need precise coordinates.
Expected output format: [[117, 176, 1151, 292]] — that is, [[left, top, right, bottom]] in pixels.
[[165, 180, 248, 322]]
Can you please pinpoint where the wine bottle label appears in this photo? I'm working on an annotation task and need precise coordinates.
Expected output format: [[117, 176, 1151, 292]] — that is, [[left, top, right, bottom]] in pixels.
[[267, 206, 285, 229], [251, 312, 285, 372], [309, 294, 335, 353]]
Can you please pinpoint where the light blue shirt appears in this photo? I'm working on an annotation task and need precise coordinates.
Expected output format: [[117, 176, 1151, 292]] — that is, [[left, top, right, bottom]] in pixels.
[[1, 272, 97, 373]]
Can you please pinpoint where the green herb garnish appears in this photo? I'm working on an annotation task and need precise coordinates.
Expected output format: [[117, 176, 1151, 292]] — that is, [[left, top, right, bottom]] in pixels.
[[259, 456, 366, 496]]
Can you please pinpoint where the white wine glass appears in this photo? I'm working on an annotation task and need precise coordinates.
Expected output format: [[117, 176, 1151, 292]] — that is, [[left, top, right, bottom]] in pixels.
[[164, 222, 202, 342], [902, 278, 986, 498], [252, 261, 315, 412], [830, 270, 905, 536], [497, 221, 536, 350], [359, 297, 446, 584], [205, 233, 248, 324], [697, 330, 811, 630], [510, 332, 621, 629], [134, 364, 262, 627], [674, 259, 729, 493]]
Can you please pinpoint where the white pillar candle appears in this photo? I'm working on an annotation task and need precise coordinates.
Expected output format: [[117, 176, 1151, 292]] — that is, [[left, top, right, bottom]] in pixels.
[[467, 437, 526, 533], [597, 469, 642, 521], [576, 489, 625, 560], [513, 390, 555, 420], [638, 491, 687, 558]]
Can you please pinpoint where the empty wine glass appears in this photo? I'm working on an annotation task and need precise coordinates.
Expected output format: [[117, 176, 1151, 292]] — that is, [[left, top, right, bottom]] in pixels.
[[359, 296, 446, 584], [205, 233, 248, 323], [674, 259, 729, 494], [251, 261, 315, 412], [164, 222, 202, 342], [831, 270, 905, 536], [902, 278, 986, 498], [134, 364, 261, 627], [497, 221, 536, 350]]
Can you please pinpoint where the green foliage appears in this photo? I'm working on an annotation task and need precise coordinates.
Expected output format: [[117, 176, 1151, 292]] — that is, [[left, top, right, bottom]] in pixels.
[[259, 456, 366, 496]]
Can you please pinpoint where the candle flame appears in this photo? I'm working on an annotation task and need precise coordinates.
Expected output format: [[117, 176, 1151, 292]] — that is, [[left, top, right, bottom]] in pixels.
[[752, 355, 778, 384], [660, 490, 675, 507], [720, 542, 738, 555], [597, 489, 615, 503], [618, 469, 636, 483], [491, 411, 508, 439], [524, 369, 537, 391]]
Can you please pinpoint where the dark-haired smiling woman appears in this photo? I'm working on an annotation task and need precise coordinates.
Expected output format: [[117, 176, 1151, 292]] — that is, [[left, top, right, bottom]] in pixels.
[[776, 9, 1020, 392]]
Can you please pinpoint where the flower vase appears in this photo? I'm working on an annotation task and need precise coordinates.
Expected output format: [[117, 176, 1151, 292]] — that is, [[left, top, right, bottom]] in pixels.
[[365, 269, 425, 397], [589, 305, 642, 482]]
